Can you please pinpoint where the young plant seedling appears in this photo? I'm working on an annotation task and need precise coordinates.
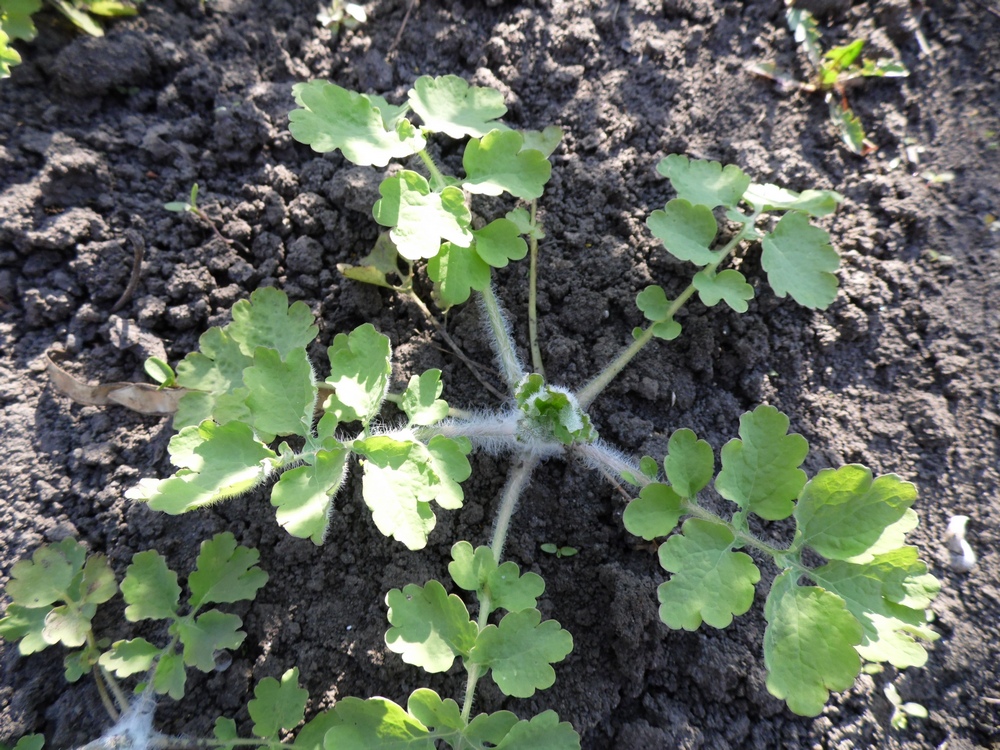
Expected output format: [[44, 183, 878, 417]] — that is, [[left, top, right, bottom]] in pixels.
[[749, 0, 909, 154], [316, 0, 365, 33], [884, 683, 928, 730], [540, 543, 578, 559]]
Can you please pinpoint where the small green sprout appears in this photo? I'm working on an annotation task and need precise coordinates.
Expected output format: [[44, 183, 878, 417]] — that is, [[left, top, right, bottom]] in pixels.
[[316, 0, 365, 32], [164, 182, 200, 214], [884, 683, 928, 730], [143, 356, 177, 388], [541, 544, 578, 559]]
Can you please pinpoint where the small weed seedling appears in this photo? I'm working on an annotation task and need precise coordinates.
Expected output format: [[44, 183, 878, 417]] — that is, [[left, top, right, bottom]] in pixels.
[[316, 0, 365, 33], [750, 1, 909, 155], [0, 0, 142, 78], [541, 544, 578, 559], [884, 683, 928, 730], [15, 75, 940, 747]]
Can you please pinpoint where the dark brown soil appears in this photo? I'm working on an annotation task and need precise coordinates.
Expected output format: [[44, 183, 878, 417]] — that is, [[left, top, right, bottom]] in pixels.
[[1, 0, 999, 748]]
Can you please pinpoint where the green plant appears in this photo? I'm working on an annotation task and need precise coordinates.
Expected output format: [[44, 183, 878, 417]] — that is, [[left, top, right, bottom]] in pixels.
[[540, 543, 578, 559], [0, 0, 142, 78], [25, 74, 940, 744], [750, 1, 909, 155], [316, 0, 365, 33], [884, 683, 928, 730]]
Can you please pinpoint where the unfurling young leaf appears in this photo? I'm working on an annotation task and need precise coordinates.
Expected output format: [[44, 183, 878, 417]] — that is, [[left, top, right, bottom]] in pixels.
[[407, 74, 508, 139], [373, 170, 473, 260], [656, 155, 751, 209], [450, 544, 545, 615]]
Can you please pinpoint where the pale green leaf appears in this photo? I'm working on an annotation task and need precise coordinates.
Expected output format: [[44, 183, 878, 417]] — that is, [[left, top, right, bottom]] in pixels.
[[289, 81, 425, 166], [373, 170, 473, 260], [427, 242, 492, 306], [763, 570, 862, 716], [323, 697, 433, 748], [11, 736, 44, 750], [213, 717, 238, 748], [174, 326, 253, 430], [448, 542, 496, 592], [2, 0, 42, 41], [693, 269, 754, 312], [463, 129, 552, 200], [494, 711, 580, 750], [293, 709, 338, 750], [270, 448, 349, 544], [1, 27, 22, 78], [0, 605, 49, 654], [742, 183, 843, 217], [5, 539, 85, 608], [227, 287, 319, 360], [472, 218, 528, 268], [385, 580, 478, 673], [656, 155, 750, 209], [244, 347, 316, 438], [125, 421, 276, 514], [657, 519, 760, 630], [487, 561, 545, 614], [505, 207, 545, 240], [646, 199, 718, 266], [408, 74, 507, 138], [153, 650, 187, 699], [249, 667, 309, 739], [99, 638, 161, 677], [714, 405, 808, 521], [49, 0, 104, 36], [63, 647, 96, 683], [424, 435, 472, 509], [42, 605, 92, 648], [463, 711, 520, 747], [649, 319, 682, 341], [324, 323, 392, 425], [400, 370, 449, 426], [623, 483, 684, 541], [337, 233, 404, 289], [469, 609, 573, 698], [187, 532, 268, 610], [664, 428, 714, 498], [121, 550, 180, 622], [827, 93, 873, 156], [794, 466, 918, 563], [635, 285, 671, 322], [519, 126, 564, 158], [178, 610, 245, 672], [405, 689, 464, 734]]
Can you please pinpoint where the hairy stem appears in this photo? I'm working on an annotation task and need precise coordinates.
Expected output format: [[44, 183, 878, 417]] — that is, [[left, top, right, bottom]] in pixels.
[[417, 149, 447, 191], [526, 200, 545, 379], [577, 216, 759, 409], [478, 284, 525, 393]]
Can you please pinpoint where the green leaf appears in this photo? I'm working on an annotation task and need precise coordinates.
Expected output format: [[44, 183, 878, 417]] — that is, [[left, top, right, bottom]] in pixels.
[[520, 126, 564, 158], [42, 604, 93, 648], [448, 542, 496, 592], [859, 58, 909, 78], [623, 483, 684, 541], [125, 421, 276, 514], [811, 549, 938, 668], [463, 711, 520, 747], [693, 269, 754, 312], [494, 711, 581, 750], [505, 207, 545, 240], [174, 326, 253, 429], [86, 0, 140, 17], [373, 170, 473, 261], [49, 0, 104, 36], [243, 347, 316, 438], [787, 6, 822, 65], [249, 668, 309, 739], [472, 218, 528, 268], [0, 605, 49, 654], [121, 550, 181, 622], [763, 570, 862, 716], [714, 405, 808, 521], [827, 94, 873, 156], [646, 199, 718, 266], [178, 610, 245, 672], [213, 717, 238, 747], [408, 74, 507, 138], [823, 39, 865, 76], [270, 448, 350, 544], [664, 429, 714, 498], [742, 183, 843, 218], [515, 375, 595, 444], [324, 323, 392, 426], [144, 356, 177, 387], [10, 736, 43, 750], [1, 27, 22, 79], [99, 638, 162, 677], [323, 697, 433, 748], [293, 710, 338, 750], [400, 370, 449, 426], [635, 285, 672, 322], [1, 0, 42, 41], [463, 129, 552, 200], [289, 81, 425, 166], [63, 648, 95, 682], [5, 538, 86, 609], [153, 650, 187, 700], [469, 609, 573, 698], [337, 233, 404, 290], [385, 580, 478, 672], [227, 288, 319, 360], [761, 212, 840, 309], [427, 242, 492, 306], [656, 155, 750, 209], [794, 466, 918, 563], [656, 519, 760, 630], [487, 562, 545, 614], [639, 456, 659, 479], [187, 532, 268, 610], [356, 438, 436, 549], [405, 689, 464, 734]]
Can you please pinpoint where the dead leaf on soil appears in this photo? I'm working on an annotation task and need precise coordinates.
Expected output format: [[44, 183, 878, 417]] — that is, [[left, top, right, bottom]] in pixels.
[[45, 353, 187, 415]]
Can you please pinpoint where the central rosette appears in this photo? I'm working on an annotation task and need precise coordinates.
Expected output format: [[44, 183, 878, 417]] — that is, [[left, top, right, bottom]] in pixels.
[[514, 374, 596, 446]]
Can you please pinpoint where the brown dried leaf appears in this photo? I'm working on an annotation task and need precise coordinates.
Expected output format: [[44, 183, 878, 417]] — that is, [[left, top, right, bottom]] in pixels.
[[45, 354, 188, 415]]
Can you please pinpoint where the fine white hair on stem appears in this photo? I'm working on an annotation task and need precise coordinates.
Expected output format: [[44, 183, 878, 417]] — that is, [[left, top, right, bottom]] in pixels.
[[478, 284, 525, 391], [76, 687, 159, 750], [572, 439, 651, 490]]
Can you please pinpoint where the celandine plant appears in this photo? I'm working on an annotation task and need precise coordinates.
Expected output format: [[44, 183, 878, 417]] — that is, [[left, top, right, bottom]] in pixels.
[[1, 75, 939, 748]]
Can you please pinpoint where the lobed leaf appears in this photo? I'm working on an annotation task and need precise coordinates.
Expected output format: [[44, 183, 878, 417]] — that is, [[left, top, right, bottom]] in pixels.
[[338, 233, 405, 290], [657, 519, 760, 630], [505, 207, 545, 240], [1, 27, 22, 78], [493, 711, 580, 750], [227, 288, 319, 360], [2, 0, 41, 41], [0, 605, 48, 654], [794, 466, 917, 563], [400, 370, 449, 426], [469, 609, 573, 698], [385, 580, 478, 673], [623, 483, 684, 541], [663, 428, 714, 499], [827, 94, 875, 156], [427, 242, 492, 306], [763, 570, 862, 716], [323, 697, 433, 748], [761, 212, 840, 309], [373, 170, 473, 261], [408, 74, 507, 139], [463, 130, 552, 200], [656, 155, 750, 209], [174, 326, 253, 430], [289, 81, 425, 166], [449, 542, 497, 592], [41, 604, 93, 648], [249, 668, 309, 739], [520, 125, 564, 158], [472, 218, 528, 268], [5, 539, 86, 608], [634, 285, 672, 322], [515, 375, 595, 444], [187, 532, 269, 609], [324, 323, 392, 426], [270, 448, 350, 544], [486, 562, 545, 615], [153, 650, 187, 700], [126, 421, 276, 514], [714, 405, 808, 521], [742, 183, 843, 218], [121, 550, 180, 622], [178, 609, 245, 672], [693, 269, 754, 312], [99, 638, 161, 677], [406, 688, 465, 735], [646, 199, 718, 266], [243, 347, 316, 438]]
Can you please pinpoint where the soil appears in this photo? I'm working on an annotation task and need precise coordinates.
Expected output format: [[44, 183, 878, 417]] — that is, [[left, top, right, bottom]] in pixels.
[[1, 0, 999, 748]]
